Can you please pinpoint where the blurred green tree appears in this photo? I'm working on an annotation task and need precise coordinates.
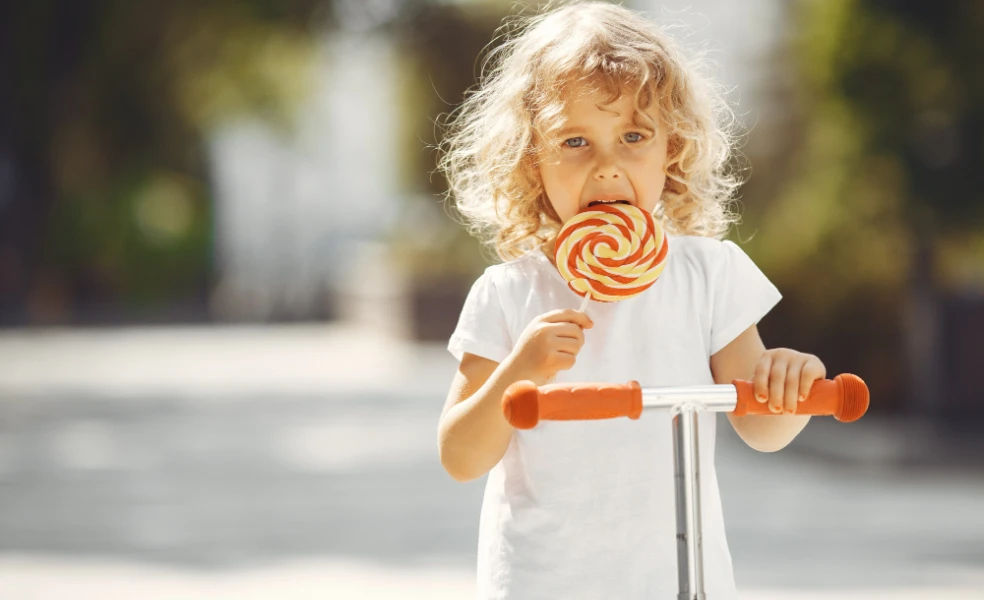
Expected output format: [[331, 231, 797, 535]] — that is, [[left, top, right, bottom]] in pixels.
[[0, 0, 324, 324], [0, 0, 521, 327], [741, 0, 984, 416]]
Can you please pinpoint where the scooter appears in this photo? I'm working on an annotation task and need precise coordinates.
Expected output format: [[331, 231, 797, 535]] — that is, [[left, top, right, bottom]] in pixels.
[[502, 374, 870, 600]]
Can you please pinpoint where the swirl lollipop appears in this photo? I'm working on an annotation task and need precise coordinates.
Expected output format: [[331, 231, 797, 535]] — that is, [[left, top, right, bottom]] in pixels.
[[555, 203, 669, 311]]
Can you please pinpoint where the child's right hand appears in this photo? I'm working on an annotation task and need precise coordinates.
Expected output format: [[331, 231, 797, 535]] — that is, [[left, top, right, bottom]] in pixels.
[[508, 309, 593, 385]]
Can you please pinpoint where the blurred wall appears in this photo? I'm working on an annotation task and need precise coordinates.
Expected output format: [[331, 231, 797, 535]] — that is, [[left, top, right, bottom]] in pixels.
[[208, 31, 401, 324]]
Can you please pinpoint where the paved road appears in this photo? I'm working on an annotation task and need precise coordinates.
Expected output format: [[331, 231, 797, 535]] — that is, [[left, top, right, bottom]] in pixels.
[[0, 326, 982, 598]]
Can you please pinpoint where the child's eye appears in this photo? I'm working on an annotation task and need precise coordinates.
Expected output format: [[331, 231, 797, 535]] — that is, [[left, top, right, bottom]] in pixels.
[[624, 132, 644, 143], [563, 137, 587, 148]]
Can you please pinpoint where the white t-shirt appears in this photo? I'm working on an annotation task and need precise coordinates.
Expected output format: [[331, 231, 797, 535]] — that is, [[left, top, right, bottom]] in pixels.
[[447, 234, 782, 600]]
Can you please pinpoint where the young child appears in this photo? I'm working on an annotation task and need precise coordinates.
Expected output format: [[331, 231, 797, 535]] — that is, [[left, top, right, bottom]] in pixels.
[[436, 2, 826, 598]]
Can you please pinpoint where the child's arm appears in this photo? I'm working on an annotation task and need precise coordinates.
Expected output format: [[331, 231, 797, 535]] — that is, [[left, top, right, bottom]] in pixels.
[[710, 324, 825, 452], [438, 309, 593, 482]]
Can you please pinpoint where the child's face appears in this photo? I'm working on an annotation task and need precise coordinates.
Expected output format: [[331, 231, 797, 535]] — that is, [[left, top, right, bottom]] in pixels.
[[537, 84, 669, 226]]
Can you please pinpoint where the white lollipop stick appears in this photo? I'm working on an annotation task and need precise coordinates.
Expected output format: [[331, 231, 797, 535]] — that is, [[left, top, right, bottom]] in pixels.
[[577, 294, 591, 313]]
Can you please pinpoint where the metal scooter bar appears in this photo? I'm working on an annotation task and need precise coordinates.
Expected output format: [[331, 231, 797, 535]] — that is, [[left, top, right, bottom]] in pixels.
[[501, 375, 870, 600], [673, 404, 703, 600], [641, 384, 740, 411]]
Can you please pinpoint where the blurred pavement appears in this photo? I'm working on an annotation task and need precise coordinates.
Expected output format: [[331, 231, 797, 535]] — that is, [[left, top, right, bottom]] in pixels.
[[0, 324, 982, 599]]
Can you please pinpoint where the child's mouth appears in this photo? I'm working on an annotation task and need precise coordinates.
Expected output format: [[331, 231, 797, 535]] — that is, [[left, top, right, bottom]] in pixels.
[[587, 200, 631, 208]]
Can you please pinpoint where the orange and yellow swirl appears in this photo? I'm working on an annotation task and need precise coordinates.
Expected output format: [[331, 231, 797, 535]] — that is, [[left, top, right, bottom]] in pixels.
[[554, 204, 669, 302]]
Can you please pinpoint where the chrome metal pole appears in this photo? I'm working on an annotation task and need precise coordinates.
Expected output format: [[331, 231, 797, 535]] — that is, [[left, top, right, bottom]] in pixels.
[[642, 384, 737, 412], [636, 384, 735, 598], [672, 404, 705, 600]]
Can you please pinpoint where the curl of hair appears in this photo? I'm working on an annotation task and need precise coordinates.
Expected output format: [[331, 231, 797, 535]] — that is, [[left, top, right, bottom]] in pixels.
[[437, 1, 744, 262]]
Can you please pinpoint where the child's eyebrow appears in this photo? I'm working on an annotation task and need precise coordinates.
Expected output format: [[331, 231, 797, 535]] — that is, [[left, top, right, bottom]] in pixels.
[[558, 120, 654, 138], [557, 126, 587, 137]]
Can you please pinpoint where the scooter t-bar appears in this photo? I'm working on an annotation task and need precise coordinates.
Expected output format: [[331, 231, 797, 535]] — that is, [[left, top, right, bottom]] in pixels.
[[502, 374, 869, 429], [501, 374, 870, 600]]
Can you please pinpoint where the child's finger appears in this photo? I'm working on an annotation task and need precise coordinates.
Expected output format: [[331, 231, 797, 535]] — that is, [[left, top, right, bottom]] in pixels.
[[556, 337, 582, 356], [768, 359, 787, 414], [798, 359, 826, 402], [549, 322, 585, 346], [541, 308, 594, 329], [753, 355, 772, 403], [798, 378, 812, 403], [783, 362, 803, 414]]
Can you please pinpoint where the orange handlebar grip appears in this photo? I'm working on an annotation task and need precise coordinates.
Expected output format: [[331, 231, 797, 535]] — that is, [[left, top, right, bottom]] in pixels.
[[732, 373, 869, 422], [502, 381, 643, 429]]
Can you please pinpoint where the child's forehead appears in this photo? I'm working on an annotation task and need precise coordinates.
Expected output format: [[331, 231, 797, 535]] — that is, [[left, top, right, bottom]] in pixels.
[[556, 78, 658, 120], [557, 73, 650, 104]]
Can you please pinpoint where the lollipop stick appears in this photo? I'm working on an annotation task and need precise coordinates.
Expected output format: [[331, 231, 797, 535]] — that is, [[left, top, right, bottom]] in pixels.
[[578, 294, 590, 313]]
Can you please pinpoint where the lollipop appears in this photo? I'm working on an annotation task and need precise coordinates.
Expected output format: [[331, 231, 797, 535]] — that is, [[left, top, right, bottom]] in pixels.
[[554, 203, 669, 311]]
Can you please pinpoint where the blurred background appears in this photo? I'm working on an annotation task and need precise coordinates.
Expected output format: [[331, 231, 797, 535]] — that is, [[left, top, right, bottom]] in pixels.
[[1, 0, 982, 598]]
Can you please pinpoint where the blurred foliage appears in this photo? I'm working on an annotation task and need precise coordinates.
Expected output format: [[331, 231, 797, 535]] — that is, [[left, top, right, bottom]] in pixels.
[[0, 0, 522, 323], [1, 0, 324, 322], [46, 170, 211, 305], [739, 0, 984, 410]]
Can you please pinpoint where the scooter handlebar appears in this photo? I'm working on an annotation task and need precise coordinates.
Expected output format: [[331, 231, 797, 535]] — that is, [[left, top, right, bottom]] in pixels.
[[731, 374, 869, 422], [502, 380, 643, 430], [502, 374, 869, 429]]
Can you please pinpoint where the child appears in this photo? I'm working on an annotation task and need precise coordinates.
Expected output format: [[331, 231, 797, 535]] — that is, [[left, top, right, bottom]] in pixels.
[[436, 2, 826, 598]]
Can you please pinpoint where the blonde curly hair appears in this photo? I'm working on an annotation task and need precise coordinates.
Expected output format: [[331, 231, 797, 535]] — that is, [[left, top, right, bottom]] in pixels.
[[438, 1, 743, 262]]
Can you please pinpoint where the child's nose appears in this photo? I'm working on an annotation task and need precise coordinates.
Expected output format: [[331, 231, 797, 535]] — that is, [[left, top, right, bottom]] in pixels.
[[592, 159, 623, 180]]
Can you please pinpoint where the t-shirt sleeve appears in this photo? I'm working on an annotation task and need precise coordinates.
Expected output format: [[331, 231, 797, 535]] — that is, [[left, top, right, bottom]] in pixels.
[[447, 270, 513, 363], [709, 240, 783, 355]]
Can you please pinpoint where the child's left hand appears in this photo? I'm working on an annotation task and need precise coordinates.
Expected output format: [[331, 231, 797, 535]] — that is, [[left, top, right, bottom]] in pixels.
[[752, 349, 826, 415]]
